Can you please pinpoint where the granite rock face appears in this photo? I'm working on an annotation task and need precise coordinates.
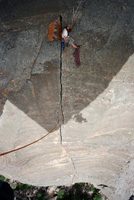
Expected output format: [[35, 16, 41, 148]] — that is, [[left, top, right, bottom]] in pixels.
[[0, 0, 134, 200]]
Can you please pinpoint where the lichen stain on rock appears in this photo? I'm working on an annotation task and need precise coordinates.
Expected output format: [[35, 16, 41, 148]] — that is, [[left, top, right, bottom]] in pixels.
[[73, 113, 87, 123]]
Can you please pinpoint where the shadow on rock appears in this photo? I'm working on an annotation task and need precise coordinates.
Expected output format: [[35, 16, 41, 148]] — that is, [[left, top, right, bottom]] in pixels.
[[8, 29, 134, 131]]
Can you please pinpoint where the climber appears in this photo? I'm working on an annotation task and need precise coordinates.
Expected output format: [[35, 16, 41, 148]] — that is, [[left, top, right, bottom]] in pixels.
[[62, 25, 78, 49], [62, 25, 81, 66]]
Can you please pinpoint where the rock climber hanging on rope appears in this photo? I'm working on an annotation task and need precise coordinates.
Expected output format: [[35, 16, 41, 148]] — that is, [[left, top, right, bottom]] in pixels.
[[62, 24, 81, 66], [61, 0, 86, 51], [62, 25, 78, 49]]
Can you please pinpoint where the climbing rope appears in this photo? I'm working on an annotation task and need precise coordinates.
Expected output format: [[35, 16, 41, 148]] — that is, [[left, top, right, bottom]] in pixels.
[[72, 0, 87, 23], [0, 44, 69, 157]]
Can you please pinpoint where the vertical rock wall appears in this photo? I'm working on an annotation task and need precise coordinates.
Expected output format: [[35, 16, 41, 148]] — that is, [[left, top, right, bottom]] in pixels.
[[0, 0, 134, 199]]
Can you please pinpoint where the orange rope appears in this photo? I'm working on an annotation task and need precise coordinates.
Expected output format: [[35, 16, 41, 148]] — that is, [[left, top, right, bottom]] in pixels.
[[0, 45, 68, 157]]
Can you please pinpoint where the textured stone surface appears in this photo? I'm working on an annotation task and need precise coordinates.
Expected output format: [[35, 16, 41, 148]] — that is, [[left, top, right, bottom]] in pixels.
[[0, 0, 78, 22], [0, 1, 134, 200], [0, 53, 134, 200], [61, 54, 134, 200]]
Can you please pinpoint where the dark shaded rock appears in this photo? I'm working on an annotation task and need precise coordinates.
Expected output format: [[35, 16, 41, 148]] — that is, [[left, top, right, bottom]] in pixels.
[[0, 0, 78, 22], [9, 61, 61, 131]]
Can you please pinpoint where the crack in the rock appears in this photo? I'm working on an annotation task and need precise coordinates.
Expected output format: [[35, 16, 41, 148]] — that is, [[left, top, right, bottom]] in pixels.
[[58, 17, 76, 179], [68, 152, 77, 184], [61, 145, 77, 184], [59, 16, 64, 145], [70, 157, 77, 184], [71, 174, 76, 185]]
